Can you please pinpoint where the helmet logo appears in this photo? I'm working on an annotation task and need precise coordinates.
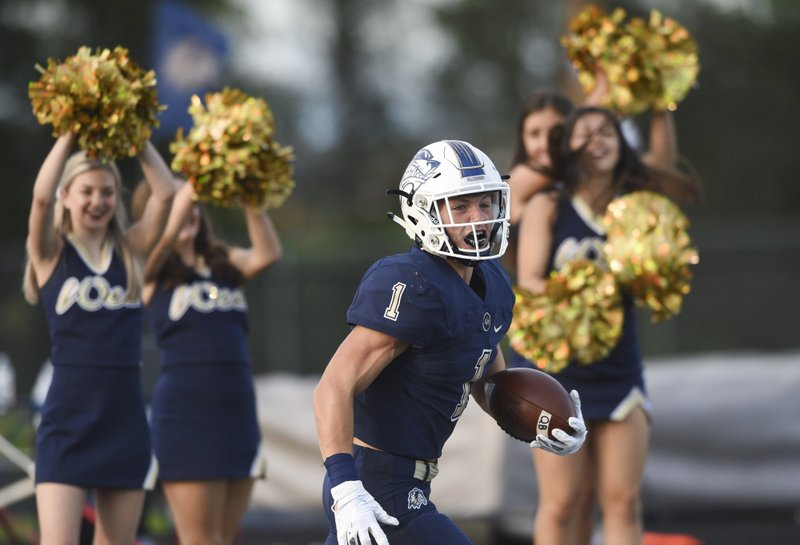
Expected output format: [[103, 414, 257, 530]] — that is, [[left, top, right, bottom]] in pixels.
[[402, 148, 441, 183], [445, 140, 485, 178]]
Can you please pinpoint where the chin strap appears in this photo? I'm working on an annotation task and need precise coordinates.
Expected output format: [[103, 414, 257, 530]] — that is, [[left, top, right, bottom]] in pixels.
[[386, 212, 490, 267], [387, 188, 421, 245], [386, 188, 414, 205], [386, 212, 418, 244]]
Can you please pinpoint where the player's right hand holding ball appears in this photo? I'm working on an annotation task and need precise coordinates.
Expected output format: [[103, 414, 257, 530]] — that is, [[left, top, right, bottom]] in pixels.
[[531, 390, 587, 456]]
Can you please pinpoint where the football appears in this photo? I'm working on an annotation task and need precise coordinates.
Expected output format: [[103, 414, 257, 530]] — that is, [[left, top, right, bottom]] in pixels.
[[485, 367, 576, 443]]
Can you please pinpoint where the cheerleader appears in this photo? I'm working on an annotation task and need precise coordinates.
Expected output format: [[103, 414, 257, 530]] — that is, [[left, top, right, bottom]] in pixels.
[[135, 179, 281, 545], [23, 132, 175, 545], [514, 106, 701, 545]]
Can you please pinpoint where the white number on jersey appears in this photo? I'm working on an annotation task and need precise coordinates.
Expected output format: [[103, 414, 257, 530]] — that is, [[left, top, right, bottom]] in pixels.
[[451, 349, 493, 421], [383, 282, 406, 321]]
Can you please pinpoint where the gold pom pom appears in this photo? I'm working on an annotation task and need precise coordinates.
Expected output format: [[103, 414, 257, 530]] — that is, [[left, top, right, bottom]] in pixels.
[[28, 46, 164, 160], [562, 4, 700, 115], [603, 191, 699, 322], [170, 88, 295, 209], [509, 260, 624, 373]]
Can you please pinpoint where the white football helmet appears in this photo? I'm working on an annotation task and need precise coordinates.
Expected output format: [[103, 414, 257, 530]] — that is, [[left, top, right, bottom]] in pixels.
[[389, 140, 510, 264]]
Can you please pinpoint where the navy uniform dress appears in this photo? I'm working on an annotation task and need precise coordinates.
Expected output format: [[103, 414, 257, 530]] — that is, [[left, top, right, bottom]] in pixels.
[[36, 239, 156, 489], [322, 246, 515, 545], [510, 195, 651, 421], [146, 269, 265, 481]]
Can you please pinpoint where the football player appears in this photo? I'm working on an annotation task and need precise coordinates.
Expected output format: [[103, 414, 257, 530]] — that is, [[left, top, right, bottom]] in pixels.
[[313, 140, 587, 545]]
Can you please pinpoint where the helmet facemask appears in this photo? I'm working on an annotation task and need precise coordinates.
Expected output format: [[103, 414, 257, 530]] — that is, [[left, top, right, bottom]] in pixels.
[[426, 190, 508, 263]]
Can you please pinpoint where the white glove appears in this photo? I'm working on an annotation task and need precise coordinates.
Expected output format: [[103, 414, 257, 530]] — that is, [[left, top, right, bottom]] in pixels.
[[331, 480, 399, 545], [530, 389, 587, 456]]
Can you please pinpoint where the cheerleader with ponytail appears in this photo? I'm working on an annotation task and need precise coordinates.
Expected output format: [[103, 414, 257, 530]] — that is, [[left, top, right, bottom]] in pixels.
[[24, 131, 175, 545]]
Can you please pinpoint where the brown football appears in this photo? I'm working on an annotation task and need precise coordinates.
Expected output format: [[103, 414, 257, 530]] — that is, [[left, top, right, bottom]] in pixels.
[[485, 367, 576, 443]]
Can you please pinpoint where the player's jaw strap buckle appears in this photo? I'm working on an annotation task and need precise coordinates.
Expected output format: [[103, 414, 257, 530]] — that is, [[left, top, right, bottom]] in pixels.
[[413, 459, 439, 482]]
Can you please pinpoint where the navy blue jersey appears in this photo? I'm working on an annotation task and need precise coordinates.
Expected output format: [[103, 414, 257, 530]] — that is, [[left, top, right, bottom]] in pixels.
[[348, 247, 514, 461], [145, 271, 250, 367], [547, 196, 642, 382], [39, 239, 142, 366]]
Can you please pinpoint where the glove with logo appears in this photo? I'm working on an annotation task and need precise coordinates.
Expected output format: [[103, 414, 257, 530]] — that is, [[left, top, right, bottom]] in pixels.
[[331, 480, 399, 545], [530, 390, 587, 456]]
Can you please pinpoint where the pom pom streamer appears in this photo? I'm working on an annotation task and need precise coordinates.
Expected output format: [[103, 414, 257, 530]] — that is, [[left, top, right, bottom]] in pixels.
[[603, 191, 699, 322], [562, 4, 700, 115], [170, 88, 295, 209], [509, 260, 624, 373], [29, 46, 164, 160]]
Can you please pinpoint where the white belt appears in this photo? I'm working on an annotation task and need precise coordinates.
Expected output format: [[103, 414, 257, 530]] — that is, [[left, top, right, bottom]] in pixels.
[[413, 459, 439, 482]]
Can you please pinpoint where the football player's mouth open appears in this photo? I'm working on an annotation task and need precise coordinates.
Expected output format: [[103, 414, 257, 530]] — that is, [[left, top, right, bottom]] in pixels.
[[464, 228, 489, 250]]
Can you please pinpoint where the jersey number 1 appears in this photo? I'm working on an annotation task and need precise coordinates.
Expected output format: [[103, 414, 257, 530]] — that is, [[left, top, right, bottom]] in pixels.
[[383, 282, 406, 321]]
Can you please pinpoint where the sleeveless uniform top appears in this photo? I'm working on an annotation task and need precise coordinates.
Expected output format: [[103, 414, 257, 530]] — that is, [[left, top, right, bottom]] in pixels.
[[35, 238, 154, 488], [145, 270, 250, 367], [545, 196, 642, 382], [348, 246, 514, 461], [38, 238, 142, 367]]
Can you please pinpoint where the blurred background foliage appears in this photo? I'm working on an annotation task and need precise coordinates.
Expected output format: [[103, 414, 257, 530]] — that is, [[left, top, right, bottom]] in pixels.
[[0, 0, 798, 395]]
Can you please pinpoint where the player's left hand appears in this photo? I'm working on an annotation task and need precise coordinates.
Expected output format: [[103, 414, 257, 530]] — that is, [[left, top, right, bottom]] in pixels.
[[331, 480, 398, 545], [530, 389, 587, 456]]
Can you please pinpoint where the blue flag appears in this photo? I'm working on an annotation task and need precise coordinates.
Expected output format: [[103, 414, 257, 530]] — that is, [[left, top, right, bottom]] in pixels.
[[151, 0, 229, 140]]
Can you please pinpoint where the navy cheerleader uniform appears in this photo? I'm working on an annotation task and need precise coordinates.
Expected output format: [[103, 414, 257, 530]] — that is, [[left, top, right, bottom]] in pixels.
[[146, 270, 265, 481], [322, 247, 515, 545], [36, 238, 156, 489], [510, 196, 651, 421]]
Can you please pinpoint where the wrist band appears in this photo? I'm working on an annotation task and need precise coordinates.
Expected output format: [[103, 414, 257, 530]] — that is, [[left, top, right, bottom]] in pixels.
[[324, 453, 359, 488]]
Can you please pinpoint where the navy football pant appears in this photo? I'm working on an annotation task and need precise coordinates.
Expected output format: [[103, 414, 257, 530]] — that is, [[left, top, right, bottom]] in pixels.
[[322, 445, 472, 545]]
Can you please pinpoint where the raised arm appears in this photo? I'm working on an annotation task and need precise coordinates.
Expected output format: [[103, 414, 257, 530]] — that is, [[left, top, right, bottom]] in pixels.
[[509, 164, 552, 225], [141, 180, 197, 290], [642, 109, 678, 169], [26, 133, 75, 276], [126, 141, 176, 255], [516, 192, 557, 294], [583, 65, 679, 170], [582, 63, 610, 108], [227, 205, 283, 280]]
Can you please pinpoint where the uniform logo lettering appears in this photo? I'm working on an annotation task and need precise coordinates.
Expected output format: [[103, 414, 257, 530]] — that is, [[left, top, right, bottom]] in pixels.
[[168, 281, 247, 321], [55, 276, 140, 315], [537, 410, 552, 436], [553, 236, 606, 270]]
